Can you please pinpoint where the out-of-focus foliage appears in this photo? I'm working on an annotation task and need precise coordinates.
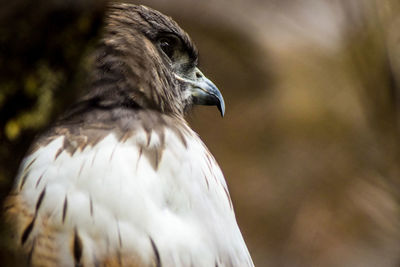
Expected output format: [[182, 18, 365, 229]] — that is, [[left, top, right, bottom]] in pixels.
[[2, 0, 400, 266]]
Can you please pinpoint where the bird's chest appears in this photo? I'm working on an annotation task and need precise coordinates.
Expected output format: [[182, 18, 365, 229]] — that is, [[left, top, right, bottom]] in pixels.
[[74, 132, 235, 265], [17, 130, 239, 266]]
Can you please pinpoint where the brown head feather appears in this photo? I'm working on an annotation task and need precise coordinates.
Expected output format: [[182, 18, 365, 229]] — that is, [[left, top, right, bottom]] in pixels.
[[83, 3, 198, 116]]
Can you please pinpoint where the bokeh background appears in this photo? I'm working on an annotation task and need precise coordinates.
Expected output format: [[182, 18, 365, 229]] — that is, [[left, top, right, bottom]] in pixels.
[[1, 0, 400, 266]]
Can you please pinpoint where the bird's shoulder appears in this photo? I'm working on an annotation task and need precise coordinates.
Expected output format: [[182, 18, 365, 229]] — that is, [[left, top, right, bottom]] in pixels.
[[5, 107, 254, 266], [31, 105, 190, 154]]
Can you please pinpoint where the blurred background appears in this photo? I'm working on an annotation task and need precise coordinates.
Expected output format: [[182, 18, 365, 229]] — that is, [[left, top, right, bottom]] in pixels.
[[1, 0, 400, 266]]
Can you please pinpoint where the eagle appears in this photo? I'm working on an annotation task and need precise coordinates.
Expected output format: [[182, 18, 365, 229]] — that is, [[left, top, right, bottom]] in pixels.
[[4, 3, 254, 267]]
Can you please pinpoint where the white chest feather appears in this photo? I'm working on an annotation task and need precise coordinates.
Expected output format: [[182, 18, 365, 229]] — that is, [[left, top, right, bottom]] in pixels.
[[13, 128, 253, 267]]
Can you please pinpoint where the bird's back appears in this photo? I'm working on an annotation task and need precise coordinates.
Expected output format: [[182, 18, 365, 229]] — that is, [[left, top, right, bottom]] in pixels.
[[5, 108, 253, 267]]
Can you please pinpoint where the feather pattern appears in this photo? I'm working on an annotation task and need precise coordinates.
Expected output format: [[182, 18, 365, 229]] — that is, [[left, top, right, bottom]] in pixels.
[[5, 115, 253, 267]]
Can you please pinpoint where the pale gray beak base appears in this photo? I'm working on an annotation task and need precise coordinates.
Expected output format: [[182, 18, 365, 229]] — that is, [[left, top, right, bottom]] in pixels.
[[175, 68, 225, 117]]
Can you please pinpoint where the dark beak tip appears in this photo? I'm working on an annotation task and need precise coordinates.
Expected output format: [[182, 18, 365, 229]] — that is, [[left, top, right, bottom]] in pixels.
[[218, 99, 225, 118]]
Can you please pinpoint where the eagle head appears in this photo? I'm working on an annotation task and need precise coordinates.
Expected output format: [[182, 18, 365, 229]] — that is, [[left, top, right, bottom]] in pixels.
[[88, 3, 225, 117]]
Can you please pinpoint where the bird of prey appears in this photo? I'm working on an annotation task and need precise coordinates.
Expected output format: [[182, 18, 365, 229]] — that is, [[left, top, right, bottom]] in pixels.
[[4, 3, 254, 267]]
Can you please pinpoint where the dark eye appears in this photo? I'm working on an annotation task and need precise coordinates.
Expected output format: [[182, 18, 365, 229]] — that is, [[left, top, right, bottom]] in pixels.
[[158, 35, 180, 60], [159, 38, 174, 59]]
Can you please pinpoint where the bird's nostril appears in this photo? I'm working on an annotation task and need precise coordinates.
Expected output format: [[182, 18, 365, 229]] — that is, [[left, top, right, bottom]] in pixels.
[[196, 72, 202, 79]]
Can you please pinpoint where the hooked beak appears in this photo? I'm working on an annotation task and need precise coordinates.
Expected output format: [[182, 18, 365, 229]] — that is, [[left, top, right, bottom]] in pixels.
[[175, 68, 225, 117]]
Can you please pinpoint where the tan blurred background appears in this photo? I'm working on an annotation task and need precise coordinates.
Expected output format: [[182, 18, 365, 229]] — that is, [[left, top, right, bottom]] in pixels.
[[2, 0, 400, 266]]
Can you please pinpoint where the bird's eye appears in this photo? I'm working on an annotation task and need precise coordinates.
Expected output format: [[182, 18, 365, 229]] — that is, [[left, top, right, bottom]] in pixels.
[[159, 38, 174, 59], [158, 36, 178, 60]]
